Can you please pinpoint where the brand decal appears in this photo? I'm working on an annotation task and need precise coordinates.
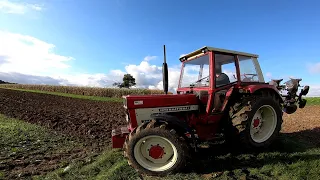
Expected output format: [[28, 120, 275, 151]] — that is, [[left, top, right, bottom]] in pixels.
[[159, 106, 191, 112], [134, 100, 143, 105]]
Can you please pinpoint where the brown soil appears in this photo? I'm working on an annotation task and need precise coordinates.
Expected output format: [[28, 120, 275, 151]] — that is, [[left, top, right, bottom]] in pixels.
[[282, 105, 320, 146], [0, 89, 127, 149], [282, 105, 320, 133]]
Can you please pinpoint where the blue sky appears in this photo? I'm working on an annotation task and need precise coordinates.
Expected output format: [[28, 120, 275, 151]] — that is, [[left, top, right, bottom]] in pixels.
[[0, 0, 319, 95]]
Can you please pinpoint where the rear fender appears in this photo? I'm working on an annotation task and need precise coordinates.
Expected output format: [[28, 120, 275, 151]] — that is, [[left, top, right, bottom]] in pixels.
[[252, 87, 284, 103], [241, 84, 284, 103]]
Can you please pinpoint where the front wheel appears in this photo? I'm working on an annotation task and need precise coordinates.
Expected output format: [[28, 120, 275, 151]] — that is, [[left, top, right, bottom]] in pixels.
[[124, 120, 190, 176], [231, 96, 283, 150]]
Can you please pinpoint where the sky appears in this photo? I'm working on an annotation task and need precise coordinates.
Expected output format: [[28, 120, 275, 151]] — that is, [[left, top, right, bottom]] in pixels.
[[0, 0, 319, 96]]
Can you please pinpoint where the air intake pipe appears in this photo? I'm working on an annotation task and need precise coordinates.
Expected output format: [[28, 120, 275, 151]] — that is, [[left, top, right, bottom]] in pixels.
[[163, 45, 168, 94]]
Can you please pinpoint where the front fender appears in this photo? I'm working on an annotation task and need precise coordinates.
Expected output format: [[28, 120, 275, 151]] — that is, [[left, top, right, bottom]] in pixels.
[[150, 114, 193, 133], [150, 114, 198, 151]]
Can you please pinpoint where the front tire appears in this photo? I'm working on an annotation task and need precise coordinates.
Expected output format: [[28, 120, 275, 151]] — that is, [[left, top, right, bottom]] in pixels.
[[124, 120, 190, 176], [231, 95, 282, 150]]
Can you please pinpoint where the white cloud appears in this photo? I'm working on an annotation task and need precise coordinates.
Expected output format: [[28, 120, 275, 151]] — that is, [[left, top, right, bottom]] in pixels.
[[307, 85, 320, 97], [307, 62, 320, 74], [143, 55, 157, 61], [0, 30, 178, 90], [0, 0, 43, 14], [0, 30, 73, 76]]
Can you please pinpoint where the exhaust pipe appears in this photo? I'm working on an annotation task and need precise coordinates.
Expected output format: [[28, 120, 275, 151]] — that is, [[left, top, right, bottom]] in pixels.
[[163, 45, 168, 94]]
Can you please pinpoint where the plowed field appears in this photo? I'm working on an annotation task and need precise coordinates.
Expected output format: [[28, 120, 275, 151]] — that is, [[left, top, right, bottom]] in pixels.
[[0, 88, 127, 151]]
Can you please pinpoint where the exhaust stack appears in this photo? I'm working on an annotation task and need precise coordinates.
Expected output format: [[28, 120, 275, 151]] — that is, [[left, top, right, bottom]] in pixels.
[[162, 45, 168, 94]]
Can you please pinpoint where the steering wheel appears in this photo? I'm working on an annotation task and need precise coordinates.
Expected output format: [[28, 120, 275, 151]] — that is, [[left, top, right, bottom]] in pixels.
[[242, 73, 257, 81]]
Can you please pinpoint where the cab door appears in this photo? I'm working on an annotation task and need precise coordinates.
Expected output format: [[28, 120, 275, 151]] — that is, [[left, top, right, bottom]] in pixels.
[[207, 52, 238, 113]]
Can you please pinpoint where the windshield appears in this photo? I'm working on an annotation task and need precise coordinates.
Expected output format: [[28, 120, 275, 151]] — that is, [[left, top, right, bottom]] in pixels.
[[179, 54, 210, 88]]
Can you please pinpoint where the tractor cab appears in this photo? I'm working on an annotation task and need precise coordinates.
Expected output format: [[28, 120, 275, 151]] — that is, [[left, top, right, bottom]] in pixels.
[[177, 46, 265, 112]]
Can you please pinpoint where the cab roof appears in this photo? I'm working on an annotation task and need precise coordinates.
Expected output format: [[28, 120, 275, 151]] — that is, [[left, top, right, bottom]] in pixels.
[[179, 46, 259, 62]]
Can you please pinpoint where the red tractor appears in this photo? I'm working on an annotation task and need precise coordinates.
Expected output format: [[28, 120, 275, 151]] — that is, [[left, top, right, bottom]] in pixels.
[[111, 46, 310, 176]]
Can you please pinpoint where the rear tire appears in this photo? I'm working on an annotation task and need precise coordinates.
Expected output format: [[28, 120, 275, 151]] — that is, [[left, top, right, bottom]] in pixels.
[[124, 120, 190, 176], [230, 95, 282, 150]]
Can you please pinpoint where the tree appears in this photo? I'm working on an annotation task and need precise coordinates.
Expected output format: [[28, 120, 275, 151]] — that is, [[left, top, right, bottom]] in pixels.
[[0, 80, 16, 84], [122, 74, 136, 88], [113, 74, 136, 88]]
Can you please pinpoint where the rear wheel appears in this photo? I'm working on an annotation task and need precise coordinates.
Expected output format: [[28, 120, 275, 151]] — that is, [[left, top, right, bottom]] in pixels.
[[124, 120, 190, 176], [230, 95, 282, 150]]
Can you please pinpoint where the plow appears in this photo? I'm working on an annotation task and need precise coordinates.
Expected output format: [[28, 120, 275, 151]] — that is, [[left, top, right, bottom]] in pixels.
[[112, 46, 310, 176]]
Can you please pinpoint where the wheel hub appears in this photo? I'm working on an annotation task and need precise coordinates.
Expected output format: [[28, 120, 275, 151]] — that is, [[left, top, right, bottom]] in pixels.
[[253, 118, 261, 128], [149, 145, 165, 159]]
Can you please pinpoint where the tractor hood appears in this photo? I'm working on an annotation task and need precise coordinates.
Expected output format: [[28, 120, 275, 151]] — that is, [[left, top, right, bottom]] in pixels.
[[123, 94, 199, 109]]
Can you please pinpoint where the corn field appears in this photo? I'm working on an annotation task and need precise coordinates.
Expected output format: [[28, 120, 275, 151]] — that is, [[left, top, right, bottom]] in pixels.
[[0, 84, 170, 98]]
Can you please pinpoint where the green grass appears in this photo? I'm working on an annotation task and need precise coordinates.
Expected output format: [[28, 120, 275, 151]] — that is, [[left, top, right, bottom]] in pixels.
[[306, 97, 320, 105], [0, 114, 87, 179], [0, 88, 123, 102], [36, 149, 139, 180]]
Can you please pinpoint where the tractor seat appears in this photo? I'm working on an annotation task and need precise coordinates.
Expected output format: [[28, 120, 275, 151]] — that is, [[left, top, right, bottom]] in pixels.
[[216, 73, 230, 87]]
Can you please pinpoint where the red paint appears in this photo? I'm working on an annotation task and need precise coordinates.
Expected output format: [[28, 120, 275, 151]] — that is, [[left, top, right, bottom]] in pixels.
[[207, 114, 223, 124], [253, 118, 260, 128], [177, 87, 209, 92], [112, 135, 127, 148], [111, 126, 129, 148], [149, 145, 164, 159], [195, 123, 219, 140], [188, 113, 222, 128], [234, 55, 241, 86], [125, 94, 198, 109], [206, 52, 215, 113], [242, 84, 279, 93], [199, 94, 209, 105], [221, 86, 234, 111]]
